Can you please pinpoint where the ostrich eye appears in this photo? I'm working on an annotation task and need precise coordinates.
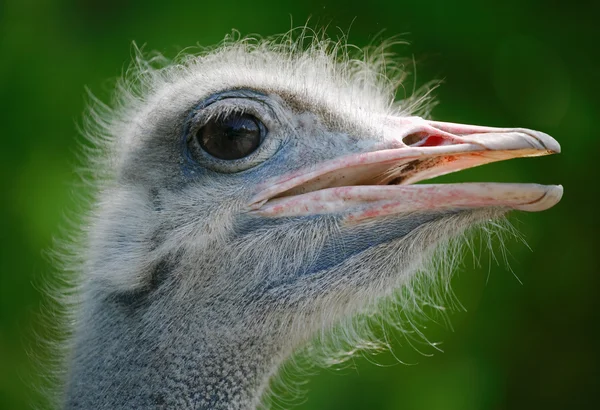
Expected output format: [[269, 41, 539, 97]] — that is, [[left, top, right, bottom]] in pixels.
[[196, 113, 263, 160]]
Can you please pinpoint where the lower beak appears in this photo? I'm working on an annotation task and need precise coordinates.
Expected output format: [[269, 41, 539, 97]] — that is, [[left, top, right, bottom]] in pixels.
[[250, 116, 562, 220]]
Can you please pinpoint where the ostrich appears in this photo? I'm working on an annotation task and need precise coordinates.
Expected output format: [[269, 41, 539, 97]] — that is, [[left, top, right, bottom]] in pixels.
[[60, 32, 562, 409]]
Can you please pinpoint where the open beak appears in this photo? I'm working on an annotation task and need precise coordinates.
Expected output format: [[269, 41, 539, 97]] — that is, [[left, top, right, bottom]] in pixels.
[[249, 116, 562, 222]]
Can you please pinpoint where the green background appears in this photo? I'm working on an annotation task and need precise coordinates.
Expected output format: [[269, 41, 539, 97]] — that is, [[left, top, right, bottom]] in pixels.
[[1, 0, 598, 409]]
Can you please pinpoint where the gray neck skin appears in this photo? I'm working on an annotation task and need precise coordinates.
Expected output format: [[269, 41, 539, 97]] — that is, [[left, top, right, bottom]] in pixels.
[[64, 288, 284, 410]]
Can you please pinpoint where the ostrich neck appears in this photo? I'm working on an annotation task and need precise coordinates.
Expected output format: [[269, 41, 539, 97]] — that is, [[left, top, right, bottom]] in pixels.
[[64, 288, 285, 409]]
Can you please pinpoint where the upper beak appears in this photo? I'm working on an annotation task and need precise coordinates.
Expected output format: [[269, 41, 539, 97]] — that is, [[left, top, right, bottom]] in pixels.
[[249, 116, 563, 221]]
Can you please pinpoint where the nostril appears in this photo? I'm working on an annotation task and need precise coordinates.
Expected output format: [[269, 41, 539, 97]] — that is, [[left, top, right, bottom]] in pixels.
[[403, 133, 449, 147], [420, 135, 447, 147], [403, 133, 425, 146]]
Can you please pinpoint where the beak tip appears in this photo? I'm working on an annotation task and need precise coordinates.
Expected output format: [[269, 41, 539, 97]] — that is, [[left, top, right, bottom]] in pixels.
[[517, 184, 563, 212], [529, 129, 561, 154], [544, 184, 564, 209]]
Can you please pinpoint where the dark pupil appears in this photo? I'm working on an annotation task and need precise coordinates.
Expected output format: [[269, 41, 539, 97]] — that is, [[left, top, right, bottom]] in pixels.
[[197, 113, 261, 160]]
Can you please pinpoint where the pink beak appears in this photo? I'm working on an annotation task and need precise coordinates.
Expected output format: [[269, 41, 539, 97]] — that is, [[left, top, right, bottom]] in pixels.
[[249, 116, 562, 222]]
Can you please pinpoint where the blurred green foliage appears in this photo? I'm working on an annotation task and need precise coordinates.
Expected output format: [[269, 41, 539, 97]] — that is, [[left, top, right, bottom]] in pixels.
[[1, 0, 598, 409]]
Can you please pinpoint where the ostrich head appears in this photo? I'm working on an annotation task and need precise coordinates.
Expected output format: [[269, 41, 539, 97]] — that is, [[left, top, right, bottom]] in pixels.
[[63, 33, 562, 409]]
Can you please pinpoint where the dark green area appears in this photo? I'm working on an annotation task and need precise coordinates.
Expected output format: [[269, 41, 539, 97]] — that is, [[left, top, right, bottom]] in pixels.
[[1, 0, 598, 409]]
